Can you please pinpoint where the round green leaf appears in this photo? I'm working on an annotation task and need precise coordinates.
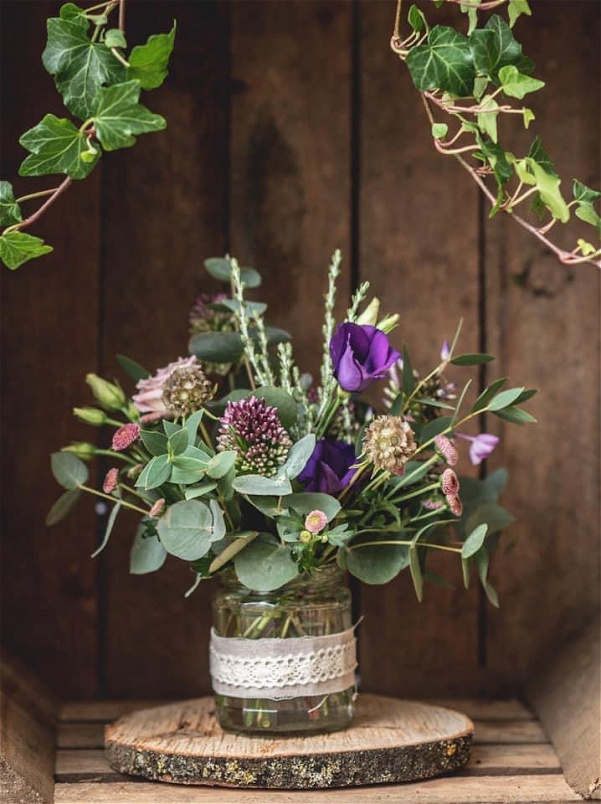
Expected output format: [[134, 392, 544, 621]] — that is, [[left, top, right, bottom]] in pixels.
[[234, 537, 299, 592], [345, 539, 410, 585], [45, 488, 82, 526], [253, 387, 298, 430], [130, 521, 167, 574], [204, 257, 262, 288], [157, 500, 213, 560], [51, 452, 89, 489], [281, 493, 341, 523], [188, 331, 244, 363]]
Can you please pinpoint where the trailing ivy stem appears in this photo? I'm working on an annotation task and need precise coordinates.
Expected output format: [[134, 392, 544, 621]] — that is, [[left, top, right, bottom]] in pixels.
[[507, 186, 538, 208], [110, 48, 130, 67], [3, 177, 72, 234], [118, 0, 126, 31], [78, 484, 149, 515], [15, 188, 60, 204]]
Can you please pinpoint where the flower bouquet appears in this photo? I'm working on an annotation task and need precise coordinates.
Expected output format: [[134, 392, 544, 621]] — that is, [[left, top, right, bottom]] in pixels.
[[48, 252, 536, 734]]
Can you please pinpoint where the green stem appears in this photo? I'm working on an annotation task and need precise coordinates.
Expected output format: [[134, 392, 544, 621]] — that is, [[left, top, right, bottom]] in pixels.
[[95, 448, 136, 465], [348, 539, 461, 553], [79, 484, 149, 515], [16, 188, 60, 204], [402, 361, 448, 414], [392, 481, 440, 504]]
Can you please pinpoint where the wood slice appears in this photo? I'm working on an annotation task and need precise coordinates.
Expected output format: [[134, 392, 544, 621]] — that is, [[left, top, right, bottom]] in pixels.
[[105, 695, 473, 789]]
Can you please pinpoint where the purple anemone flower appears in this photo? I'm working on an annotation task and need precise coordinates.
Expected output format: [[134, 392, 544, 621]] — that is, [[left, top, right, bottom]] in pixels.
[[298, 438, 357, 495], [330, 323, 400, 393], [456, 432, 500, 466]]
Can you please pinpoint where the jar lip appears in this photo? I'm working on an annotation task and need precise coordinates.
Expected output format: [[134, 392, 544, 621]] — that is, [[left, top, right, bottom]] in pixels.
[[219, 563, 345, 592]]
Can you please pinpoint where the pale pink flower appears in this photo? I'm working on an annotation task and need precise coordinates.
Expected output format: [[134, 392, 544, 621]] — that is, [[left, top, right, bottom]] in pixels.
[[304, 510, 328, 535], [434, 435, 458, 466], [132, 356, 198, 417], [112, 423, 140, 452], [456, 432, 500, 466], [150, 498, 166, 518], [103, 468, 119, 494], [446, 494, 463, 517], [441, 468, 460, 496]]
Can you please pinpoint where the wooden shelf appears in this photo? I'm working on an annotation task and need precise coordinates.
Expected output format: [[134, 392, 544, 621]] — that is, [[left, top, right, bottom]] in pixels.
[[52, 698, 582, 803]]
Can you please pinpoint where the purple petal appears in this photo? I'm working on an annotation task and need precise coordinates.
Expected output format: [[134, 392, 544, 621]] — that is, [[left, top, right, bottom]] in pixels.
[[336, 338, 366, 392], [441, 341, 451, 360]]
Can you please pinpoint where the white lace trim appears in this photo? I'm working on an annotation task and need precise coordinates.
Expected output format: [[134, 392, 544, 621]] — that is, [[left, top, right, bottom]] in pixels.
[[209, 627, 357, 699]]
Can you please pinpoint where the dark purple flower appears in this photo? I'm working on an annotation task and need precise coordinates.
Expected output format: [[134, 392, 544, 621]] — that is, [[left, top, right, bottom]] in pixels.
[[330, 323, 400, 393], [298, 438, 357, 494], [456, 432, 500, 466]]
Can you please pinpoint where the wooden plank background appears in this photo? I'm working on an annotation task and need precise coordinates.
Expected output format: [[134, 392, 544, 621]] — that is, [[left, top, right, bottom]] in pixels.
[[0, 0, 598, 701]]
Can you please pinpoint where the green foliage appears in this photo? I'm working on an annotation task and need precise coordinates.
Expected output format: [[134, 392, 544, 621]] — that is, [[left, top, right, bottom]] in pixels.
[[345, 538, 410, 585], [130, 520, 167, 574], [0, 231, 53, 270], [46, 488, 82, 526], [406, 26, 474, 97], [156, 499, 218, 561], [234, 536, 299, 592], [204, 257, 262, 288], [1, 2, 176, 270], [51, 451, 88, 489]]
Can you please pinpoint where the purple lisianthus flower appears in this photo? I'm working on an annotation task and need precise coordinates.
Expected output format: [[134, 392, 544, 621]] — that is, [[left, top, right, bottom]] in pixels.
[[298, 438, 357, 494], [330, 323, 400, 393], [456, 432, 500, 466]]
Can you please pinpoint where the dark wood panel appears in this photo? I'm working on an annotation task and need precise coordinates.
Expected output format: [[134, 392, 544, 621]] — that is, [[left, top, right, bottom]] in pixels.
[[101, 0, 230, 697], [357, 0, 483, 697], [0, 0, 100, 698], [229, 0, 353, 375], [484, 1, 600, 693]]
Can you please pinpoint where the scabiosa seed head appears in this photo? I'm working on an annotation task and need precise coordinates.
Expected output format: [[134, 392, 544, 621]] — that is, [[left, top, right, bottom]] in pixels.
[[112, 423, 140, 452], [305, 510, 328, 535], [441, 468, 460, 496], [446, 494, 463, 517], [103, 467, 119, 494], [435, 434, 459, 466], [150, 498, 166, 518], [217, 396, 292, 477], [363, 415, 417, 475], [162, 366, 214, 417]]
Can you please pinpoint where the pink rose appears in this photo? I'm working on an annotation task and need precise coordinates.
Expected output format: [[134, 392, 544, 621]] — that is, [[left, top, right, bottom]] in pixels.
[[132, 356, 198, 418]]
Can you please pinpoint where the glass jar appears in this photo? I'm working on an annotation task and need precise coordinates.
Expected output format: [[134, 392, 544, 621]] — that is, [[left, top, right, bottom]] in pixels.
[[211, 565, 356, 735]]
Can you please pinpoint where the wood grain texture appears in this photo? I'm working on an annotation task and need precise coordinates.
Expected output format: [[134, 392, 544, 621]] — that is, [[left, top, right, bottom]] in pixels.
[[0, 653, 58, 804], [357, 0, 483, 698], [0, 0, 100, 699], [483, 2, 601, 695], [229, 0, 352, 375], [100, 0, 230, 698], [104, 695, 473, 788]]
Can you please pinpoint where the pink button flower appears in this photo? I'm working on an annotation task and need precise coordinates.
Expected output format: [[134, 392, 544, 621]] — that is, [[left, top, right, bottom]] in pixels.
[[304, 510, 328, 535], [441, 468, 460, 496], [103, 468, 119, 494], [112, 423, 140, 452]]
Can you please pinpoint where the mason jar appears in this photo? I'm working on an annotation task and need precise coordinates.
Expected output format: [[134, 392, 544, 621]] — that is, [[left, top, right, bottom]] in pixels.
[[210, 565, 356, 734]]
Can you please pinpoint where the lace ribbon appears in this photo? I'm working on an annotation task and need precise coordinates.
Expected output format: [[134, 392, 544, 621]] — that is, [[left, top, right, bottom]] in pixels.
[[209, 626, 357, 700]]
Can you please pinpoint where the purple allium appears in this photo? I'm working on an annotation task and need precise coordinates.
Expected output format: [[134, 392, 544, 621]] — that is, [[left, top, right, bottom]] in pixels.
[[298, 438, 357, 494], [330, 323, 400, 393], [441, 468, 460, 496], [217, 396, 292, 477], [434, 434, 459, 466], [456, 432, 500, 466]]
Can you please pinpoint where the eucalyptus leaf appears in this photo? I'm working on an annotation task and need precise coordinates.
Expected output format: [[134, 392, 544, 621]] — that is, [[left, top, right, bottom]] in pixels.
[[282, 493, 341, 522], [471, 377, 507, 413], [466, 501, 515, 535], [130, 520, 167, 574], [91, 500, 121, 557], [51, 451, 88, 489], [409, 545, 424, 601], [209, 499, 226, 541], [135, 454, 171, 489], [234, 537, 298, 592], [232, 475, 293, 496], [345, 539, 410, 585], [189, 331, 244, 363], [206, 450, 237, 479], [157, 499, 213, 560], [204, 257, 262, 288], [168, 428, 189, 457], [45, 488, 82, 526], [116, 354, 150, 382], [461, 523, 489, 558], [281, 434, 315, 480], [140, 429, 168, 457], [184, 481, 218, 499]]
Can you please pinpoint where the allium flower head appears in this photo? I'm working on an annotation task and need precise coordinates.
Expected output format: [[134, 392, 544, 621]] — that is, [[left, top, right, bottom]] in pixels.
[[103, 467, 119, 494], [305, 510, 328, 535], [217, 396, 292, 477], [189, 293, 231, 334], [434, 435, 459, 466], [441, 468, 460, 496], [363, 415, 416, 475], [112, 423, 140, 452], [162, 366, 214, 417], [446, 494, 463, 517]]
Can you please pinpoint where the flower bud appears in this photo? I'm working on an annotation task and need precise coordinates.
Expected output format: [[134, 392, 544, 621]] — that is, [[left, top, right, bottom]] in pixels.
[[73, 406, 108, 426], [377, 313, 400, 334], [86, 373, 126, 410], [356, 298, 381, 326], [299, 530, 313, 544], [61, 442, 97, 461]]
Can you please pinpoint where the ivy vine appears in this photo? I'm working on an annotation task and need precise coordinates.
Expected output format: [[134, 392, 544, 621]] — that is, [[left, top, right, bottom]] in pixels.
[[0, 0, 175, 270], [393, 0, 601, 269]]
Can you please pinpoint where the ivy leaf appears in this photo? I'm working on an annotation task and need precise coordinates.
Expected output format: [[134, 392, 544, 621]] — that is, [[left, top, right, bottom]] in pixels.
[[128, 23, 176, 90], [406, 26, 475, 97], [477, 136, 513, 213], [573, 180, 601, 203], [432, 123, 448, 140], [104, 29, 127, 49], [0, 231, 53, 270], [576, 239, 599, 256], [459, 0, 481, 37], [575, 203, 601, 235], [0, 181, 22, 226], [91, 80, 166, 151], [59, 3, 88, 23], [469, 15, 533, 82], [498, 65, 544, 99], [528, 136, 557, 175], [522, 108, 535, 129], [476, 95, 500, 143], [508, 0, 532, 27], [42, 16, 126, 119], [527, 160, 570, 223], [19, 115, 100, 179], [407, 5, 427, 34]]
